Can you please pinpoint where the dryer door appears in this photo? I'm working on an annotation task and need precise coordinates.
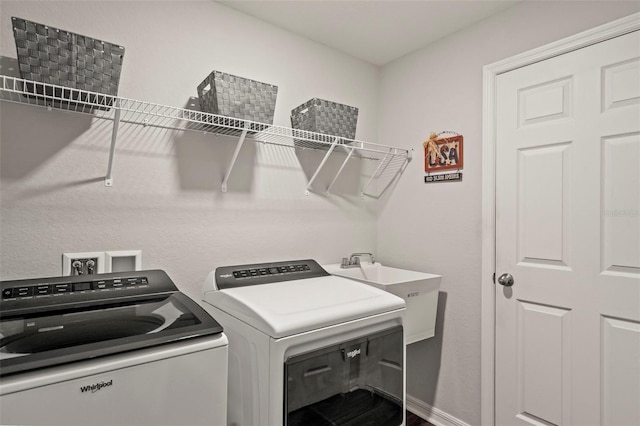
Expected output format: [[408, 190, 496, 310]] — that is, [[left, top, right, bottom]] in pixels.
[[284, 325, 403, 426]]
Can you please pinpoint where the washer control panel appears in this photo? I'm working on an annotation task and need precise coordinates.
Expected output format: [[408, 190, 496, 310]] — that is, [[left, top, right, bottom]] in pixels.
[[215, 259, 329, 289], [1, 270, 176, 316], [1, 276, 149, 300]]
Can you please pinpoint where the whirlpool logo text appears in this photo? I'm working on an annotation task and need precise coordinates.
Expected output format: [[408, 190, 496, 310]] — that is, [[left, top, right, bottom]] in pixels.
[[80, 379, 113, 394], [346, 348, 361, 359]]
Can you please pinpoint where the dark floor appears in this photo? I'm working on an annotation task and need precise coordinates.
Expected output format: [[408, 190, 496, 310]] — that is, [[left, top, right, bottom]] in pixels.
[[406, 410, 435, 426]]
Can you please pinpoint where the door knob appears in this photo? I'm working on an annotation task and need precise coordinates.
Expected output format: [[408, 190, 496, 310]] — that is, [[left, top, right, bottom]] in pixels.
[[497, 273, 514, 287]]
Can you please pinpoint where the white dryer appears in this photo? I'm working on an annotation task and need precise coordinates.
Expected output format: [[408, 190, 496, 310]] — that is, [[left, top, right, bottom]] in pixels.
[[202, 259, 406, 426]]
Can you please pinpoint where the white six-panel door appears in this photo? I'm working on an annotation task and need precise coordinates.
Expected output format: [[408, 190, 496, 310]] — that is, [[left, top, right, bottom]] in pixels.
[[495, 30, 640, 425]]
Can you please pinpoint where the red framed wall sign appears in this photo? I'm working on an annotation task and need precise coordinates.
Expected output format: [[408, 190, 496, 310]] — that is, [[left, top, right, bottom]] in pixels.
[[424, 135, 463, 173]]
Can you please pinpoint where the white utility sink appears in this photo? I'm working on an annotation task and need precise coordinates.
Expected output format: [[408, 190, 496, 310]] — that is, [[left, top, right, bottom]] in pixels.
[[324, 263, 441, 344]]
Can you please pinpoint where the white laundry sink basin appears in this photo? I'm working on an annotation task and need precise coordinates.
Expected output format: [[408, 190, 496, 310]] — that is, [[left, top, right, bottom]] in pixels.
[[323, 263, 441, 344]]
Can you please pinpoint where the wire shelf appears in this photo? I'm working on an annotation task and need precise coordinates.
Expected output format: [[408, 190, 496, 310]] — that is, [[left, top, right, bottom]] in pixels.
[[0, 75, 411, 195]]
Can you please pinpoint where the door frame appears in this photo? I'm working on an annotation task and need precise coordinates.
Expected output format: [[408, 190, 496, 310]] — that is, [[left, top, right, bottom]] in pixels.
[[480, 12, 640, 426]]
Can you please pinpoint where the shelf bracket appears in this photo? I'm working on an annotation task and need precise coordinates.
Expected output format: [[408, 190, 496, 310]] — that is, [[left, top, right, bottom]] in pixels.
[[305, 137, 340, 196], [105, 99, 121, 187], [221, 122, 250, 192], [360, 148, 392, 197], [325, 146, 355, 196]]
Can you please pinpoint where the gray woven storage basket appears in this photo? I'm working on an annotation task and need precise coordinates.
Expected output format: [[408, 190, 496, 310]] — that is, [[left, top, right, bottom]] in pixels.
[[12, 16, 125, 109], [290, 98, 358, 149], [197, 71, 278, 135]]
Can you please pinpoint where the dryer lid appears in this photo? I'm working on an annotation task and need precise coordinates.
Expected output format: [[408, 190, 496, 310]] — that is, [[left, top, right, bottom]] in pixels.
[[203, 274, 404, 338]]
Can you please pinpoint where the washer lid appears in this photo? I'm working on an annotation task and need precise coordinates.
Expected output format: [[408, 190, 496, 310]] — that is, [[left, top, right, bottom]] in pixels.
[[0, 270, 223, 377], [203, 275, 405, 338]]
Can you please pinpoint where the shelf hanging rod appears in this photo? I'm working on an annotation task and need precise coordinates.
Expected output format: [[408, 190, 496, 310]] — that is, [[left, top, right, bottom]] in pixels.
[[105, 98, 122, 187], [325, 146, 355, 196], [221, 122, 250, 192], [305, 137, 341, 196]]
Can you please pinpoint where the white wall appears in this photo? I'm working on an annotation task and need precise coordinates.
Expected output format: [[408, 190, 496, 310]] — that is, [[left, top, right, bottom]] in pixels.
[[0, 0, 381, 300], [377, 1, 640, 425], [3, 1, 640, 425]]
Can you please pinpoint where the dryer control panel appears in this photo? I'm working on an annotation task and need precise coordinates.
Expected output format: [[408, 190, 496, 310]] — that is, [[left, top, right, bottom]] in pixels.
[[215, 259, 329, 289]]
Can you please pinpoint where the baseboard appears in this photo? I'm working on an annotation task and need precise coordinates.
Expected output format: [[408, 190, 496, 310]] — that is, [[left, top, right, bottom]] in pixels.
[[406, 394, 471, 426]]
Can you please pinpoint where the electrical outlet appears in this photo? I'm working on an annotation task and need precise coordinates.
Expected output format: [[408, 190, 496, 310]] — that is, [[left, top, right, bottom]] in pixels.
[[62, 252, 106, 276]]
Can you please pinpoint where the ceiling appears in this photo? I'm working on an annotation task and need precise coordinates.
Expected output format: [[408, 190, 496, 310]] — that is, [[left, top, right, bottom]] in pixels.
[[218, 0, 521, 66]]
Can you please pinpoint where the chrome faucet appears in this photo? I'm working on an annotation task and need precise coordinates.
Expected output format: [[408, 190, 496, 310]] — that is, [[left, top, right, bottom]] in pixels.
[[341, 252, 375, 268]]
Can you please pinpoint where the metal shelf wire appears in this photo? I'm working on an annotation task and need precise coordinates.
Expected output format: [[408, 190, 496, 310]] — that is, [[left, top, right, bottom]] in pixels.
[[0, 75, 411, 195]]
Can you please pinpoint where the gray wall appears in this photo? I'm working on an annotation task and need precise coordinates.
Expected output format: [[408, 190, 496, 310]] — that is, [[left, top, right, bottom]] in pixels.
[[377, 1, 640, 424]]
